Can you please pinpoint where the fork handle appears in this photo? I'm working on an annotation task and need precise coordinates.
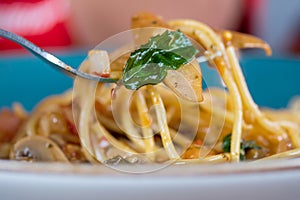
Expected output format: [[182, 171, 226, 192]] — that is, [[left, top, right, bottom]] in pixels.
[[0, 29, 74, 73], [0, 28, 117, 83]]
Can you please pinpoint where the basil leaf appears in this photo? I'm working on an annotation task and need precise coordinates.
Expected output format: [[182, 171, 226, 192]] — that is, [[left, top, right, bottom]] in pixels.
[[222, 133, 262, 161], [122, 30, 198, 90], [222, 134, 232, 153]]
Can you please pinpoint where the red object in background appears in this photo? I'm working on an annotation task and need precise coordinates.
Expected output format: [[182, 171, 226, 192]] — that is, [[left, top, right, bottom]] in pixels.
[[0, 0, 266, 52], [240, 0, 263, 33], [0, 0, 72, 51]]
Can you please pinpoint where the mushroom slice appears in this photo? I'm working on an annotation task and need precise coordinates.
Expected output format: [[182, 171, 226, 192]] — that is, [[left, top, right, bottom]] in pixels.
[[163, 59, 203, 102], [10, 135, 69, 162], [221, 30, 272, 55], [131, 12, 170, 29], [131, 12, 172, 47]]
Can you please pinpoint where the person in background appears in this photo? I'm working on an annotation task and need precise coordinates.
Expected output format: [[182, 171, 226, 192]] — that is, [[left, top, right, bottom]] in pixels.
[[0, 0, 243, 52], [1, 0, 299, 54], [68, 0, 244, 48], [246, 0, 300, 55]]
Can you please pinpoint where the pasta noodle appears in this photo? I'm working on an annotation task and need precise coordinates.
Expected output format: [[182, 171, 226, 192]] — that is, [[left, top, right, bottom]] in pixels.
[[1, 13, 300, 167]]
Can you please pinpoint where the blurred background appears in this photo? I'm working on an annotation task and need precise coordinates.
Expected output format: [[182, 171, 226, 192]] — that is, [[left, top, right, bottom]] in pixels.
[[0, 0, 300, 56]]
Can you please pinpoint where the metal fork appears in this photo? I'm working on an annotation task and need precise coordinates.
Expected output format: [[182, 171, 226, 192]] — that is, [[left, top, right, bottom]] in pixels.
[[0, 28, 220, 83], [0, 28, 117, 83]]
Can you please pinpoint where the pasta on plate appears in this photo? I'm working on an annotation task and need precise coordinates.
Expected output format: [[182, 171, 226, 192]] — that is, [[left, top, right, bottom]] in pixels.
[[1, 13, 300, 169]]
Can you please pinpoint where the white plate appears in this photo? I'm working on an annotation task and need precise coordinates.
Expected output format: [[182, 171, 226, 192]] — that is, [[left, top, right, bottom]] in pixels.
[[0, 159, 300, 200]]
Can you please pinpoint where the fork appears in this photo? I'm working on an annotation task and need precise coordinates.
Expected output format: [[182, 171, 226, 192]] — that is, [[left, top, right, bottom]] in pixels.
[[0, 28, 117, 83], [0, 28, 220, 83]]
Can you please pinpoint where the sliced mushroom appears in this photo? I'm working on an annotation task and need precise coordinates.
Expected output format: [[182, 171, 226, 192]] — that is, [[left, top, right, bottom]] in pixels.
[[131, 12, 169, 29], [163, 59, 203, 102], [220, 30, 272, 55], [131, 12, 172, 47], [10, 135, 69, 162]]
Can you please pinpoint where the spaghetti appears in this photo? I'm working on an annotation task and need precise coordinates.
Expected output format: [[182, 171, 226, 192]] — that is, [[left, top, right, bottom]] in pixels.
[[1, 13, 300, 166]]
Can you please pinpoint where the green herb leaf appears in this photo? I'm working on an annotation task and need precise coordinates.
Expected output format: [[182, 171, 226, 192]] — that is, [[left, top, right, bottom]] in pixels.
[[122, 30, 198, 90], [222, 134, 232, 153], [222, 133, 261, 161]]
